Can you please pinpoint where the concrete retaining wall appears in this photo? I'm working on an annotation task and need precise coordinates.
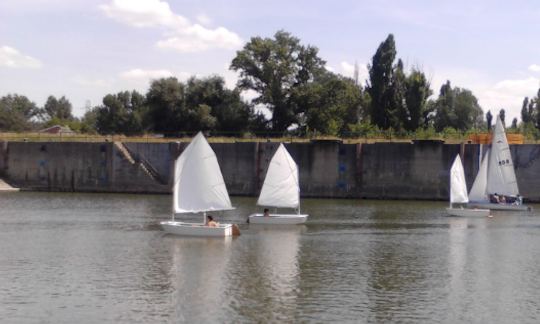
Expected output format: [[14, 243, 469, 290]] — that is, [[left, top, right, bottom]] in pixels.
[[0, 141, 7, 177], [4, 140, 540, 201]]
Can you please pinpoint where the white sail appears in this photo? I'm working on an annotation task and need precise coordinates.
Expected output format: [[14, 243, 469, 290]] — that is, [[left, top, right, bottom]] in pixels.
[[257, 143, 300, 208], [450, 155, 468, 204], [486, 115, 519, 196], [468, 148, 489, 202], [173, 132, 233, 214]]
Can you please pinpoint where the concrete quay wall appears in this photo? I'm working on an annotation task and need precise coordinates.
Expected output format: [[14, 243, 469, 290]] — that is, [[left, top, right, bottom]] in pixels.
[[2, 140, 540, 202]]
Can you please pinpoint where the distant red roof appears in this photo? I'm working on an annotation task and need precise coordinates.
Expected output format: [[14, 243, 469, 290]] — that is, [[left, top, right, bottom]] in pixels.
[[39, 125, 75, 134]]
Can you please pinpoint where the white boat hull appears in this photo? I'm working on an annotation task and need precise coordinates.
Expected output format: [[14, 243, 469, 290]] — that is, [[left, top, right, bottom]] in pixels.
[[446, 208, 490, 217], [248, 213, 308, 225], [160, 221, 233, 237], [467, 202, 532, 212]]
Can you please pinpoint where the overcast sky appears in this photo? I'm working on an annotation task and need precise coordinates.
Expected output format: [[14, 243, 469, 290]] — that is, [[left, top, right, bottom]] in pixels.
[[1, 0, 540, 122]]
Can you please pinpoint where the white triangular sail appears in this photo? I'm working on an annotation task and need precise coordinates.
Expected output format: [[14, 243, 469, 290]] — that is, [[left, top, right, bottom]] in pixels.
[[257, 144, 300, 208], [469, 148, 489, 202], [486, 116, 519, 196], [450, 155, 469, 204], [173, 132, 233, 214]]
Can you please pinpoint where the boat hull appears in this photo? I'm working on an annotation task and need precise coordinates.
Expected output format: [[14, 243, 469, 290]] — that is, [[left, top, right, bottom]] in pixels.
[[160, 221, 233, 237], [467, 202, 532, 212], [248, 213, 308, 225], [446, 208, 490, 217]]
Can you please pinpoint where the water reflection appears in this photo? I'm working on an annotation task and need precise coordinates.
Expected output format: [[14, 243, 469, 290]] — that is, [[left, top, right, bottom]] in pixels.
[[2, 193, 540, 323], [166, 236, 233, 322], [224, 226, 303, 322]]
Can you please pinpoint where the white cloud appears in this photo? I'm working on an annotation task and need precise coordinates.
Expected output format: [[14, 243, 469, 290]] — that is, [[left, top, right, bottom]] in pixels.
[[478, 77, 540, 121], [0, 46, 42, 69], [100, 0, 242, 52], [492, 77, 539, 97], [339, 61, 368, 85], [196, 13, 212, 26], [528, 64, 540, 72], [340, 61, 354, 75], [156, 25, 241, 52], [119, 68, 173, 80], [324, 65, 335, 72], [100, 0, 185, 28]]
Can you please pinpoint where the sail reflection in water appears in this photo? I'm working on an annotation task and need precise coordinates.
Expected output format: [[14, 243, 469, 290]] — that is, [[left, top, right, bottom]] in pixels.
[[2, 193, 540, 323], [225, 226, 303, 322], [166, 236, 234, 322]]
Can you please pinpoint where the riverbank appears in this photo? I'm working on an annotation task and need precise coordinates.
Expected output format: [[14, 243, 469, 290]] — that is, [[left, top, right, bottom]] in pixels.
[[2, 140, 540, 201]]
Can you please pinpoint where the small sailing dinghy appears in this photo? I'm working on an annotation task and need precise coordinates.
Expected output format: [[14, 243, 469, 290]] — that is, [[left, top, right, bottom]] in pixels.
[[467, 115, 531, 211], [446, 155, 490, 217], [160, 132, 239, 237], [248, 144, 308, 225]]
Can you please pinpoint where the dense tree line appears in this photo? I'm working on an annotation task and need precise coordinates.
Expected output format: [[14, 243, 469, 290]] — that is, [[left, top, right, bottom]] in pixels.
[[4, 30, 538, 137]]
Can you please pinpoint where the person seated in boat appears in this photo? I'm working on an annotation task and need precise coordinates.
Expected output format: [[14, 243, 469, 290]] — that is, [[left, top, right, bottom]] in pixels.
[[263, 208, 270, 217], [206, 215, 218, 227], [506, 195, 517, 205], [490, 193, 500, 203], [499, 195, 506, 204]]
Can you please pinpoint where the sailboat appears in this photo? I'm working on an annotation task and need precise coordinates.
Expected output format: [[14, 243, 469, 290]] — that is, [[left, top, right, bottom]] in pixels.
[[160, 132, 239, 237], [467, 115, 531, 211], [248, 143, 308, 224], [446, 155, 490, 217]]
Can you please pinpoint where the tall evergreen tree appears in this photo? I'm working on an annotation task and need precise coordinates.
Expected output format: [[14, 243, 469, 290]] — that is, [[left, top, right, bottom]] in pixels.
[[499, 108, 506, 126], [511, 117, 518, 129], [367, 34, 396, 129], [404, 68, 432, 131], [521, 97, 530, 124], [486, 110, 493, 130], [391, 59, 407, 131]]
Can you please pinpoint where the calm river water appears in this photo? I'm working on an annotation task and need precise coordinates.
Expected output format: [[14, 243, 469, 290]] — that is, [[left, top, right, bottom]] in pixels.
[[1, 192, 540, 323]]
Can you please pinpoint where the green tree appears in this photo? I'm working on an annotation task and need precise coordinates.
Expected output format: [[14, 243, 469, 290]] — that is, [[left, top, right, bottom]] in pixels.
[[391, 59, 407, 132], [185, 76, 251, 134], [511, 117, 518, 129], [530, 99, 537, 127], [367, 34, 397, 130], [42, 95, 74, 122], [521, 97, 530, 124], [486, 110, 493, 130], [146, 77, 218, 134], [80, 107, 99, 134], [432, 81, 483, 131], [294, 71, 364, 136], [404, 68, 432, 131], [499, 108, 506, 126], [0, 94, 40, 131], [230, 30, 326, 133], [535, 88, 540, 128], [146, 77, 186, 133], [96, 90, 148, 134]]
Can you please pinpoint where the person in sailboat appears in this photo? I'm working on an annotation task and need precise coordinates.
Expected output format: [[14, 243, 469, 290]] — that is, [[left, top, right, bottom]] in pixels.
[[263, 208, 270, 217], [490, 193, 500, 203], [206, 215, 218, 227]]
